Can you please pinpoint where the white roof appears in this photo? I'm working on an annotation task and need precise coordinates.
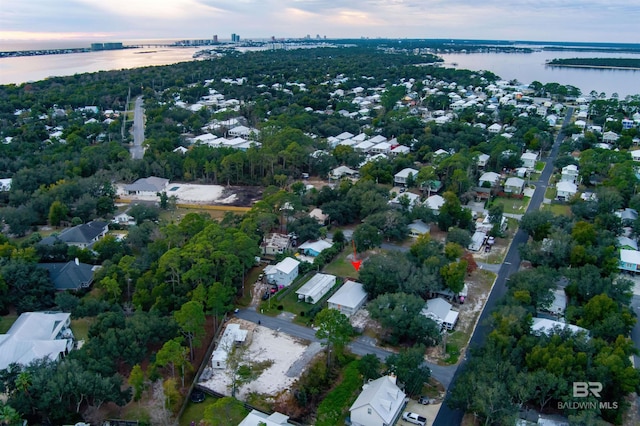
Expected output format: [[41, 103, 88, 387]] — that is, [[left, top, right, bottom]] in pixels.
[[561, 164, 578, 173], [479, 172, 500, 183], [425, 194, 445, 210], [556, 181, 577, 193], [409, 220, 430, 234], [531, 318, 587, 336], [238, 410, 293, 426], [395, 168, 419, 179], [422, 297, 452, 322], [336, 131, 354, 140], [620, 249, 640, 265], [298, 239, 332, 254], [0, 312, 72, 370], [521, 152, 538, 160], [274, 257, 300, 275], [296, 273, 336, 299], [391, 145, 410, 154], [505, 177, 525, 187], [349, 375, 406, 425], [549, 289, 567, 313], [631, 150, 640, 159], [327, 280, 367, 309], [211, 323, 248, 364], [617, 236, 638, 250], [477, 153, 490, 162]]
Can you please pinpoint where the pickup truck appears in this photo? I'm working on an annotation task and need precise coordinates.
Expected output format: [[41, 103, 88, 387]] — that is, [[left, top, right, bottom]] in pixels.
[[402, 411, 427, 426]]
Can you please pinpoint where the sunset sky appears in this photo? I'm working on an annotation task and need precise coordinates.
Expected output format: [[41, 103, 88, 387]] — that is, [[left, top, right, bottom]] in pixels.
[[1, 0, 637, 44]]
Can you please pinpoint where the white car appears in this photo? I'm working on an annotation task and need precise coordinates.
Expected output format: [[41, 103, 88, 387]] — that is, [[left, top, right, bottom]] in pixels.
[[402, 411, 427, 426]]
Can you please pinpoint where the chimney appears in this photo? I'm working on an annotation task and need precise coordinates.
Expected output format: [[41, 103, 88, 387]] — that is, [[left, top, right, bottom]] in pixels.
[[75, 257, 79, 266]]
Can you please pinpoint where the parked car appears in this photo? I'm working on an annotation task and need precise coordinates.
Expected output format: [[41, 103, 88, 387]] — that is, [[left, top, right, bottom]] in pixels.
[[262, 291, 270, 300], [402, 412, 427, 426], [418, 396, 436, 405]]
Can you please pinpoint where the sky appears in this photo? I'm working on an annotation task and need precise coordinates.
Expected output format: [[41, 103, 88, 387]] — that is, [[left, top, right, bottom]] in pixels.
[[1, 0, 638, 45]]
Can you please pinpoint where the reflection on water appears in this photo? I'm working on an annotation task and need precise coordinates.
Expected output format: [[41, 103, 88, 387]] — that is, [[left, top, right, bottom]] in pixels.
[[0, 47, 198, 85], [438, 50, 640, 98]]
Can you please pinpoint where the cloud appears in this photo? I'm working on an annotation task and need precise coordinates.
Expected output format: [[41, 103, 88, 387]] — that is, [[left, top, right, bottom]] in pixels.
[[0, 0, 637, 43]]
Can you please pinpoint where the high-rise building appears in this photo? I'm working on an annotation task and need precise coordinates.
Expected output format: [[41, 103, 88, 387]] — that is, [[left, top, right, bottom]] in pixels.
[[231, 33, 240, 42], [213, 35, 218, 43]]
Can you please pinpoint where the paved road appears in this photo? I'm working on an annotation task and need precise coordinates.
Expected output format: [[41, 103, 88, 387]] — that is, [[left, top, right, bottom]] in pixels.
[[433, 107, 575, 425], [234, 307, 457, 388], [130, 96, 145, 160]]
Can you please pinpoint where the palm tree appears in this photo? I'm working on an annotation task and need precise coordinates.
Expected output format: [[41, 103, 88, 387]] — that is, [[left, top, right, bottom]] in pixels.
[[0, 403, 23, 426]]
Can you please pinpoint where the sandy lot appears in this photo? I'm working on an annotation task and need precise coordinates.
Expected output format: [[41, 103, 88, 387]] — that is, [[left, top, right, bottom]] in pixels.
[[199, 319, 319, 400], [116, 183, 263, 206]]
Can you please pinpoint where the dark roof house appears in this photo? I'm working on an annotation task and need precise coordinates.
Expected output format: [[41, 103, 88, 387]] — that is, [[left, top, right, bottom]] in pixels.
[[40, 221, 108, 249], [38, 260, 97, 291]]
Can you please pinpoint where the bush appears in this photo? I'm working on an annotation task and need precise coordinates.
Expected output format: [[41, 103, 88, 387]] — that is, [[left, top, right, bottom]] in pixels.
[[277, 305, 283, 310]]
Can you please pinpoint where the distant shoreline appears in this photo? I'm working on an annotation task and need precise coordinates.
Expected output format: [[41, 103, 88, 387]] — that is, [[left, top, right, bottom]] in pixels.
[[546, 63, 640, 71]]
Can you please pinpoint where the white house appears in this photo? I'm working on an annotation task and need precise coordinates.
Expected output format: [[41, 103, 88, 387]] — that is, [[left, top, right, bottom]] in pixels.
[[556, 181, 577, 201], [631, 150, 640, 162], [331, 166, 358, 179], [488, 123, 503, 133], [388, 192, 421, 211], [211, 324, 248, 369], [521, 152, 538, 169], [296, 273, 336, 304], [602, 131, 620, 143], [468, 231, 487, 252], [0, 312, 75, 370], [261, 233, 292, 256], [479, 172, 500, 187], [476, 153, 490, 168], [327, 280, 367, 317], [298, 239, 333, 257], [390, 145, 410, 156], [421, 297, 459, 330], [0, 178, 12, 191], [238, 410, 294, 426], [264, 257, 300, 287], [545, 289, 567, 316], [394, 168, 419, 186], [619, 249, 640, 273], [560, 165, 579, 183], [504, 177, 525, 194], [349, 375, 406, 426], [425, 194, 445, 213]]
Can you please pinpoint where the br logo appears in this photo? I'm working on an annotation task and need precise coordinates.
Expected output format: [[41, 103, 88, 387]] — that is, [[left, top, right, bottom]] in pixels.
[[573, 382, 602, 398]]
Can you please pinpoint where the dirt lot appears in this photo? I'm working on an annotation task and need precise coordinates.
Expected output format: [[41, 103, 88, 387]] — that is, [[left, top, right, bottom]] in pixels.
[[116, 183, 263, 207]]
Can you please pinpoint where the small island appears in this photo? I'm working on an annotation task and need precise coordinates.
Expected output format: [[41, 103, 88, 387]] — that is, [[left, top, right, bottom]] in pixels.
[[546, 57, 640, 70]]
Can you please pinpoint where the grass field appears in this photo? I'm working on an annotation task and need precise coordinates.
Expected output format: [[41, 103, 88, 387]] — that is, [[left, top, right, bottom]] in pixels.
[[323, 246, 359, 280], [544, 186, 557, 200], [491, 196, 531, 214], [542, 203, 572, 216], [71, 317, 96, 342], [0, 314, 18, 333], [535, 161, 545, 172]]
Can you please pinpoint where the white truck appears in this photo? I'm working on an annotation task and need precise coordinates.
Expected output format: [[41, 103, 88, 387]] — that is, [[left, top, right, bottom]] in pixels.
[[402, 411, 427, 426]]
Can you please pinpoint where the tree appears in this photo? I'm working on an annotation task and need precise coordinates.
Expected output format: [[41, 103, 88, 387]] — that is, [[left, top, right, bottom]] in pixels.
[[204, 396, 248, 426], [314, 308, 354, 367], [288, 216, 321, 242], [128, 364, 145, 402], [154, 338, 190, 387], [353, 223, 382, 252], [358, 354, 382, 381], [386, 344, 431, 396], [440, 260, 467, 294], [174, 300, 206, 360], [48, 200, 69, 227], [520, 210, 554, 241]]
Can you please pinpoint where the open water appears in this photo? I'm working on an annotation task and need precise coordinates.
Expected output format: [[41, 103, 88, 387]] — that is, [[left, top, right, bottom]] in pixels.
[[0, 41, 638, 98]]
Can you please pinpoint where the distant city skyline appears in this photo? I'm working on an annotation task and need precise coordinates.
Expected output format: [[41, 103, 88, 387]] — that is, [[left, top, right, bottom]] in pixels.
[[0, 0, 638, 44]]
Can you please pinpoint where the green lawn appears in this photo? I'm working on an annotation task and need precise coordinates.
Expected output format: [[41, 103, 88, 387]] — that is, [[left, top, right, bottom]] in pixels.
[[544, 186, 557, 200], [323, 246, 360, 280], [179, 395, 218, 426], [0, 314, 18, 334], [535, 161, 545, 172], [71, 317, 96, 342], [543, 203, 572, 216], [491, 197, 530, 214]]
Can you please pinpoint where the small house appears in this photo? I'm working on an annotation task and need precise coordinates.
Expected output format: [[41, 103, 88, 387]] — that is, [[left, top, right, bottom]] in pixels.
[[556, 181, 577, 201], [327, 280, 367, 317], [560, 165, 579, 184], [421, 297, 459, 330], [479, 172, 500, 188], [468, 231, 487, 252], [296, 273, 336, 304], [349, 375, 406, 426], [488, 123, 503, 133], [425, 194, 445, 213], [408, 220, 430, 238], [39, 221, 109, 249], [602, 131, 620, 143], [476, 153, 490, 168], [124, 176, 169, 196], [238, 410, 294, 426], [211, 324, 248, 369], [619, 249, 640, 273], [520, 152, 538, 169], [261, 233, 291, 256], [531, 318, 587, 337], [264, 257, 300, 287], [298, 239, 333, 257], [394, 168, 419, 186], [331, 166, 358, 179], [388, 192, 420, 211], [504, 177, 525, 194], [617, 236, 638, 251], [545, 289, 567, 316]]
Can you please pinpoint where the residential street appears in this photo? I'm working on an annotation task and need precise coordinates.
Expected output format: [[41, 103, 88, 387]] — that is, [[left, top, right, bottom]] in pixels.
[[433, 106, 574, 425], [234, 307, 458, 388], [130, 96, 145, 160]]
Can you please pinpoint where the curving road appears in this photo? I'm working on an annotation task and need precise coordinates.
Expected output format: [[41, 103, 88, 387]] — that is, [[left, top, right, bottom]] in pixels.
[[433, 106, 575, 425], [130, 96, 145, 160]]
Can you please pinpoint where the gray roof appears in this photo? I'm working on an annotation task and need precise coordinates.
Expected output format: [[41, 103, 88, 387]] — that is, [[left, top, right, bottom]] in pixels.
[[125, 176, 169, 193], [40, 221, 108, 246], [38, 261, 96, 290]]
